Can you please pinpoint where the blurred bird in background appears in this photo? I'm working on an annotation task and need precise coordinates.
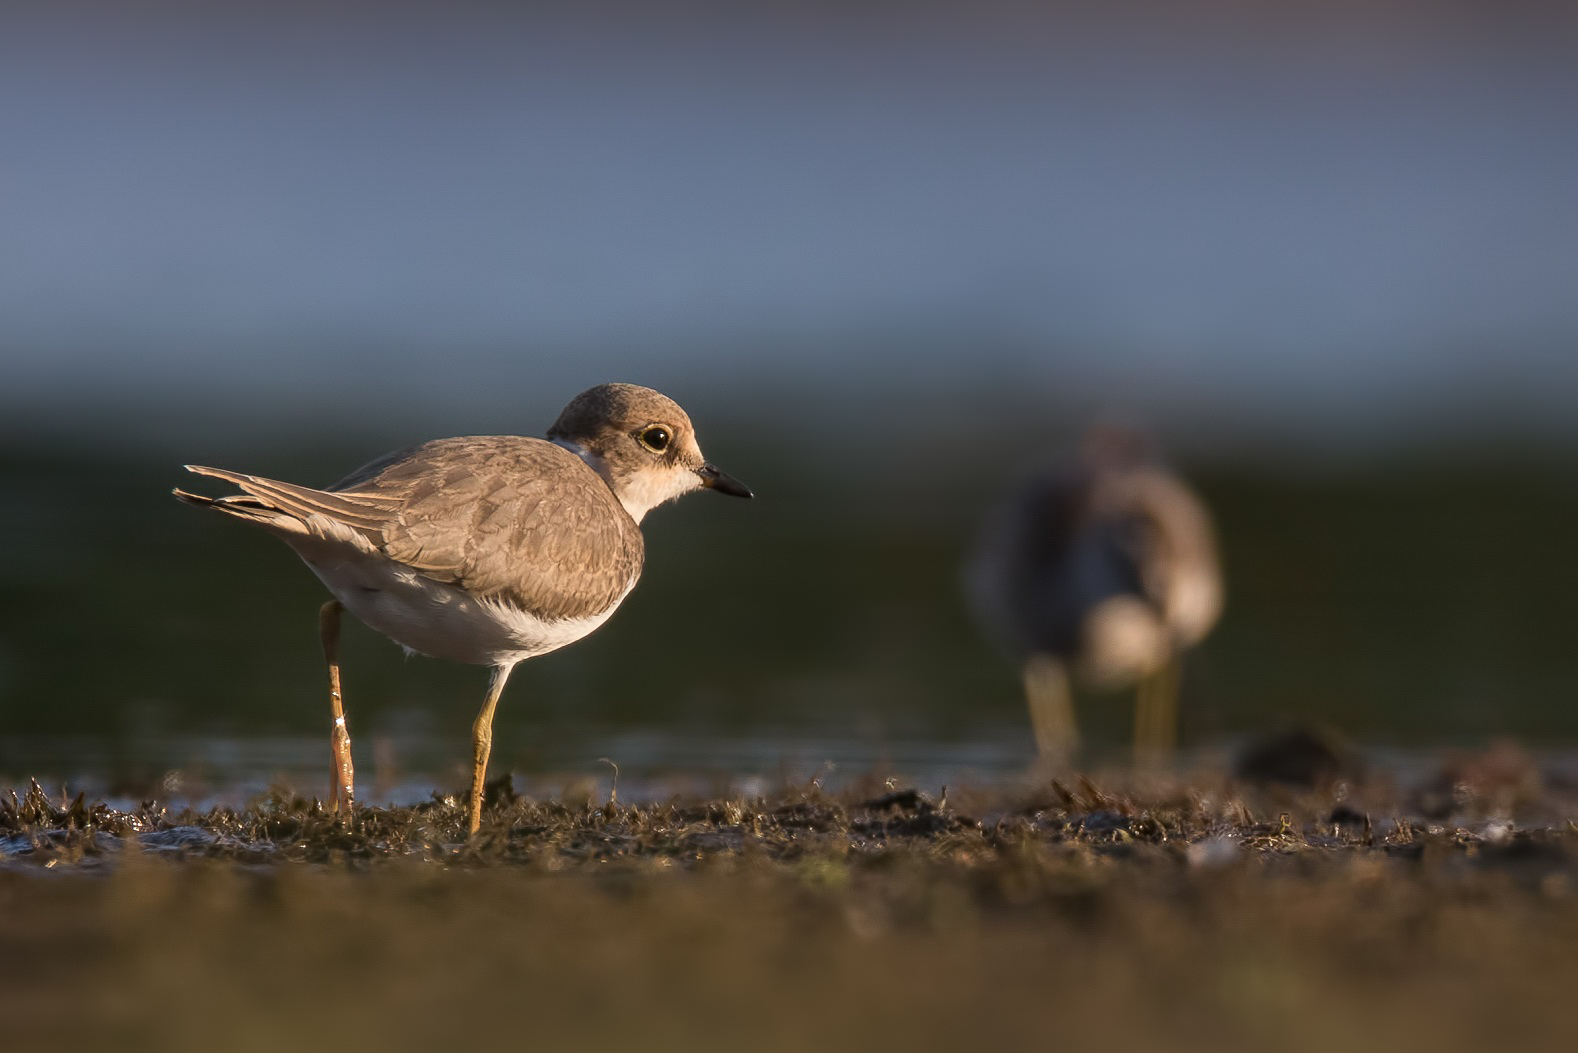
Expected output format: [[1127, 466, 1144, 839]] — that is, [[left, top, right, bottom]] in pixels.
[[966, 427, 1222, 767]]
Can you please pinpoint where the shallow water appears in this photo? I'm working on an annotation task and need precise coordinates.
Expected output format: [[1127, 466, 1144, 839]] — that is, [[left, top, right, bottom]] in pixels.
[[7, 724, 1578, 817], [0, 727, 1042, 810]]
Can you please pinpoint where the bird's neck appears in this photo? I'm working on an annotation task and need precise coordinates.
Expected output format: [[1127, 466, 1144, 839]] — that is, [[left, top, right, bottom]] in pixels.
[[550, 437, 658, 524]]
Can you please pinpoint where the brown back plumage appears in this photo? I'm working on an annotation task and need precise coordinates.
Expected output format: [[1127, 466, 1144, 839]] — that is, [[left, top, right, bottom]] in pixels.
[[179, 436, 644, 621]]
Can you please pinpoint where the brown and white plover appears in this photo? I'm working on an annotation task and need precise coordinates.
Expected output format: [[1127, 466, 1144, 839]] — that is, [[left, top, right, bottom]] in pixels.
[[965, 427, 1221, 767], [174, 383, 751, 832]]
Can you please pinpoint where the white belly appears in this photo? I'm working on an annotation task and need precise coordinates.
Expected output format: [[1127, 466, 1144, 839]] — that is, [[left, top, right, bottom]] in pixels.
[[287, 535, 632, 667]]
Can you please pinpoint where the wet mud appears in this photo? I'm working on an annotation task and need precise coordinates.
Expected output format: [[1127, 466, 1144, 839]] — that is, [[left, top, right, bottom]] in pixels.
[[3, 761, 1577, 1052]]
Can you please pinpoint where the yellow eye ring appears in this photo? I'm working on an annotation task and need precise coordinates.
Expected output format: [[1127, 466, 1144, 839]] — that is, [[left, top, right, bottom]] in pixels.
[[638, 425, 672, 453]]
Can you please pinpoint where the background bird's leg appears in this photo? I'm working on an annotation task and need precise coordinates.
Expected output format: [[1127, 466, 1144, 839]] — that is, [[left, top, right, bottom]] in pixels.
[[1134, 656, 1181, 768], [318, 600, 355, 813], [1022, 654, 1078, 767], [467, 663, 515, 835]]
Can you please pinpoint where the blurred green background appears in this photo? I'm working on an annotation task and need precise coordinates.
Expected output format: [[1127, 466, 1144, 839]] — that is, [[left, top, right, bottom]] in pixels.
[[4, 407, 1578, 784]]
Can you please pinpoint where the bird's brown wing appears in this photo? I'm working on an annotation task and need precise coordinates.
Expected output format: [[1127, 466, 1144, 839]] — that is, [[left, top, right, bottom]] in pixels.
[[185, 437, 644, 621], [333, 436, 644, 620]]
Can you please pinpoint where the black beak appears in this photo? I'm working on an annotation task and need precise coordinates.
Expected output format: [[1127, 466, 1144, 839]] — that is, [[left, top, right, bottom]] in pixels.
[[697, 463, 753, 498]]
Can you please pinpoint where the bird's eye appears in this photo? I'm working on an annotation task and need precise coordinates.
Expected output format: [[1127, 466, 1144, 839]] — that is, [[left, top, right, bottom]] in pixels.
[[638, 426, 671, 453]]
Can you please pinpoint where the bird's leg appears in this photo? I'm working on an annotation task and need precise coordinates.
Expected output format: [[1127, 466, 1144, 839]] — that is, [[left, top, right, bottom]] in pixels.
[[1157, 657, 1182, 756], [319, 600, 355, 813], [1022, 654, 1078, 768], [467, 663, 516, 835], [1133, 674, 1149, 764], [1133, 657, 1181, 768]]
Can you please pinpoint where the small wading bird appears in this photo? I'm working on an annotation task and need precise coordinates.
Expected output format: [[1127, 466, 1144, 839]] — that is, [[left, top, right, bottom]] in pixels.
[[175, 383, 751, 833], [965, 428, 1221, 767]]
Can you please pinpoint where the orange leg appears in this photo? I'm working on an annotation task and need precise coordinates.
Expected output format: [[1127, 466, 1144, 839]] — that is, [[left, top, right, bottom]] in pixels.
[[319, 600, 355, 813], [467, 663, 516, 835], [1022, 654, 1078, 768], [1133, 657, 1180, 769]]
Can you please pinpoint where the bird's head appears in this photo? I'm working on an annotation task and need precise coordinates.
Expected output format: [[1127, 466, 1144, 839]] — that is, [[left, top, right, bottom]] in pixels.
[[547, 383, 752, 522]]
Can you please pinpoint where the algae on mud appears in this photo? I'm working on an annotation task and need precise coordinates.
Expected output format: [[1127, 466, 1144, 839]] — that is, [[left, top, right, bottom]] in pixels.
[[3, 768, 1578, 1052]]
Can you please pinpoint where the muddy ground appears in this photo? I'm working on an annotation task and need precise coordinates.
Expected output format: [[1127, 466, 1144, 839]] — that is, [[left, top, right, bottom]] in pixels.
[[4, 752, 1578, 1053]]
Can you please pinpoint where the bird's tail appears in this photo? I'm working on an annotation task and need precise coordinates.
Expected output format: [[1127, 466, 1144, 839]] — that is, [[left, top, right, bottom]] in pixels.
[[174, 463, 397, 538], [173, 465, 306, 533]]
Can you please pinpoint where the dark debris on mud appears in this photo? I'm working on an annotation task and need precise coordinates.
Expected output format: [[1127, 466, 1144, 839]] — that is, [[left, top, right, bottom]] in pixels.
[[7, 760, 1578, 1053], [5, 760, 1576, 882]]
